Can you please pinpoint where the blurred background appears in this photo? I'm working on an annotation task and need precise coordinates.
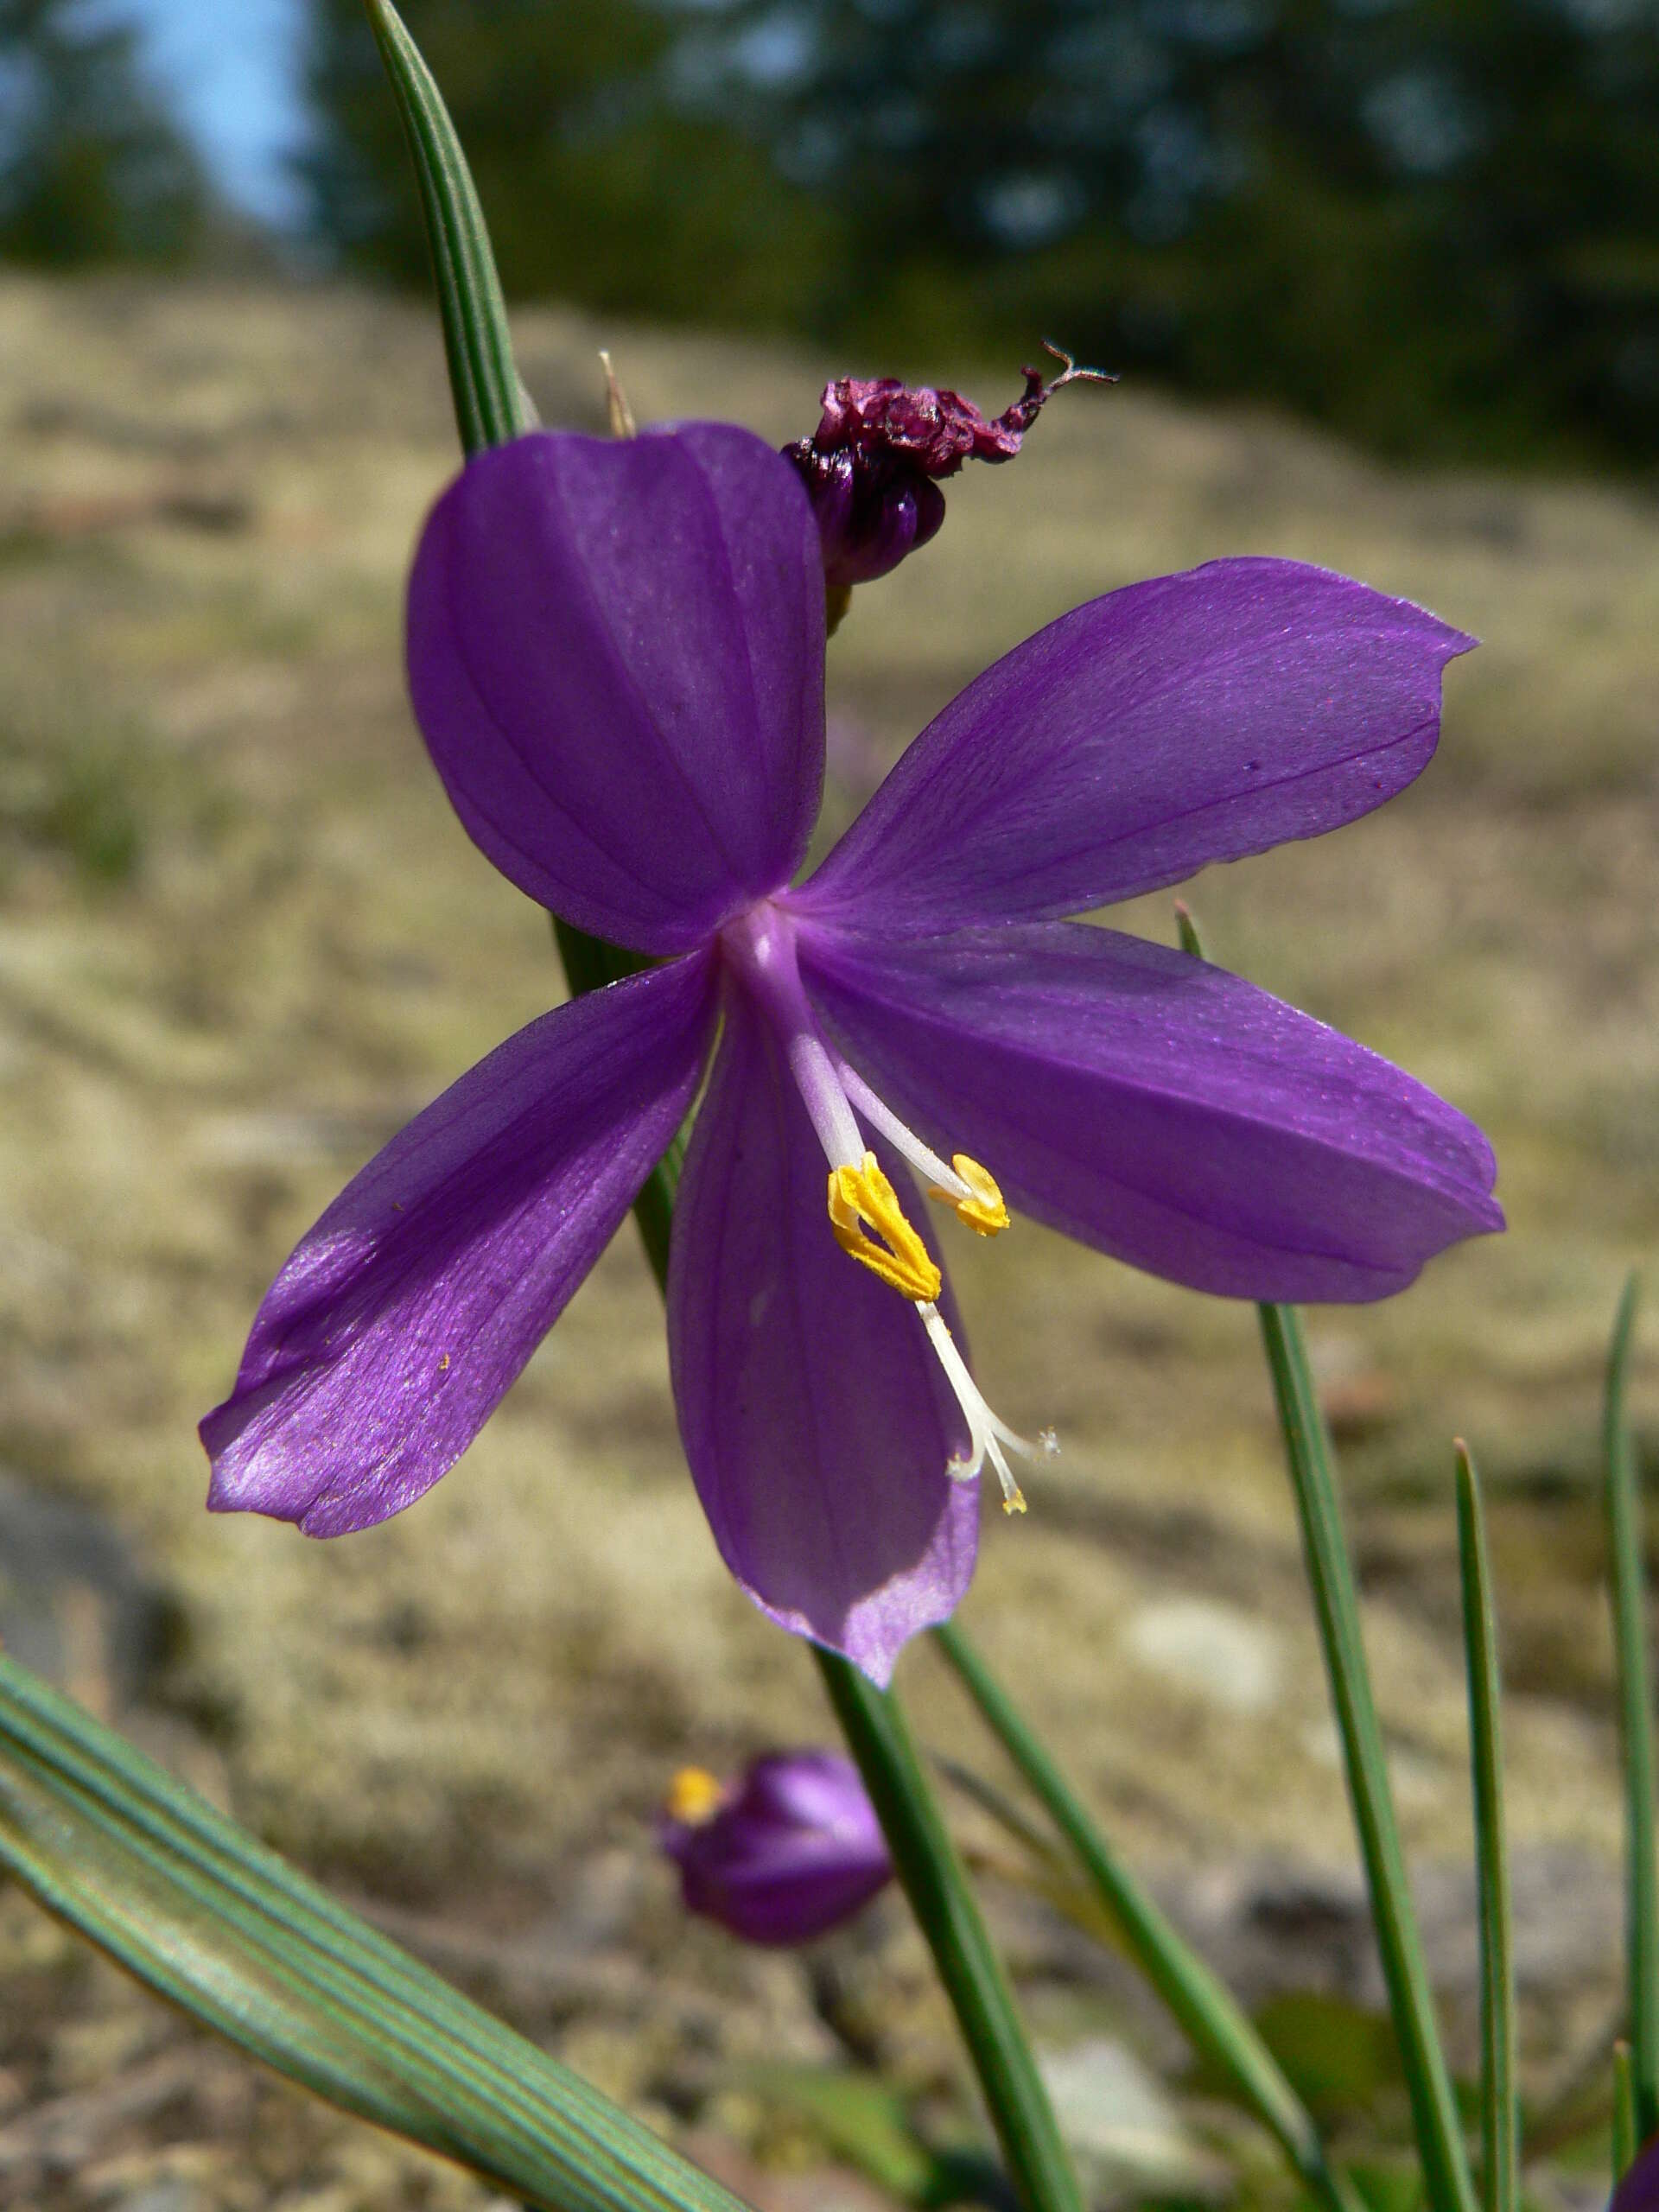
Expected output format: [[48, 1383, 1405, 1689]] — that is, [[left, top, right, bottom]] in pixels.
[[1, 3, 1656, 2209], [5, 0, 1659, 468]]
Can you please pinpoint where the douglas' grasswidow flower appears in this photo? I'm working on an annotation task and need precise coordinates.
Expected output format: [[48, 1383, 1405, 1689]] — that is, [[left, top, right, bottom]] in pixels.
[[201, 423, 1501, 1684], [662, 1754, 891, 1945]]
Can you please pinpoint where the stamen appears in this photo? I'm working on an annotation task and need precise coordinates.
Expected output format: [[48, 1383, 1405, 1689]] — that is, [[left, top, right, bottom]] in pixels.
[[918, 1302, 1058, 1515], [929, 1154, 1009, 1237], [836, 1061, 1009, 1236], [829, 1154, 943, 1303], [665, 1766, 725, 1826]]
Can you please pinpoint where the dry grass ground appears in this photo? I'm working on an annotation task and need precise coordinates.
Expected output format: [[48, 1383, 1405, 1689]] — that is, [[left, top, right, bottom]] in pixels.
[[0, 274, 1654, 2209]]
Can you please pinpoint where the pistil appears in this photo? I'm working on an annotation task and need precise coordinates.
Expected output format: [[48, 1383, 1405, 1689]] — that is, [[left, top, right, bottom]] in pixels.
[[918, 1302, 1057, 1514]]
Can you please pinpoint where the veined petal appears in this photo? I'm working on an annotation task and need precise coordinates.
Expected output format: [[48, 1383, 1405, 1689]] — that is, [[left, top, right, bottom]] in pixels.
[[408, 425, 825, 955], [203, 954, 717, 1534], [795, 559, 1474, 939], [799, 922, 1502, 1303], [667, 984, 978, 1687]]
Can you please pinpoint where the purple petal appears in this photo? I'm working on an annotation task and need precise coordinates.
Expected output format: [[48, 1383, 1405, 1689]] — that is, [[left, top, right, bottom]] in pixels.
[[203, 955, 716, 1534], [798, 921, 1502, 1302], [667, 983, 977, 1686], [408, 425, 825, 955], [794, 559, 1474, 939]]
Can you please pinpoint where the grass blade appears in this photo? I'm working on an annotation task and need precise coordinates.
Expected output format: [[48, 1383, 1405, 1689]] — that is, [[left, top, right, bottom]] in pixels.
[[1604, 1277, 1656, 2142], [0, 1655, 749, 2212], [364, 0, 530, 458], [933, 1620, 1356, 2212], [816, 1648, 1084, 2212], [1258, 1303, 1477, 2212], [1456, 1444, 1517, 2212]]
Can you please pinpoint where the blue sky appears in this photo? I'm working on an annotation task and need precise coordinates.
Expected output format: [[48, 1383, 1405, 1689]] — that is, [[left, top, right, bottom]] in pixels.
[[102, 0, 310, 226]]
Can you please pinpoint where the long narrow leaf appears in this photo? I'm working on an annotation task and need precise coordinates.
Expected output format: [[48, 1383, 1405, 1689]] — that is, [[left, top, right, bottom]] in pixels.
[[363, 0, 529, 458], [1455, 1444, 1517, 2212], [934, 1620, 1356, 2212], [1605, 1277, 1656, 2142], [1259, 1305, 1475, 2212], [0, 1655, 749, 2212]]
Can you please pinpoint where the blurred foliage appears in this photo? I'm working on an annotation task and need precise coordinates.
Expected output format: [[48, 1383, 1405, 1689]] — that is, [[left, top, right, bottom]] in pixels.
[[0, 0, 211, 264], [301, 0, 1659, 471], [301, 0, 845, 333]]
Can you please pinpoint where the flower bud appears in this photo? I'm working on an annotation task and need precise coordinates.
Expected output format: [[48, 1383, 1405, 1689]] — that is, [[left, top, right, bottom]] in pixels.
[[661, 1751, 892, 1946]]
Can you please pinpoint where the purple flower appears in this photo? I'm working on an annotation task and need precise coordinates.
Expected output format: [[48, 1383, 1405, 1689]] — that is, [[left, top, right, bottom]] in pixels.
[[662, 1754, 892, 1945], [786, 344, 1113, 591], [200, 422, 1501, 1684]]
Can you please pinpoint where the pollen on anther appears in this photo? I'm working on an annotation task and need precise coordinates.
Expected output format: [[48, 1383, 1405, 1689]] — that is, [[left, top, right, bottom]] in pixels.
[[827, 1153, 943, 1302], [929, 1154, 1009, 1236]]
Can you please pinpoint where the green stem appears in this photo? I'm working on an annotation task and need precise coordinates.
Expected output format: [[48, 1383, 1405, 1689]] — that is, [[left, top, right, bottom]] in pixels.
[[815, 1649, 1084, 2212], [1604, 1277, 1656, 2143], [372, 13, 1083, 2196], [1258, 1304, 1476, 2212], [1455, 1445, 1517, 2212], [934, 1620, 1357, 2212]]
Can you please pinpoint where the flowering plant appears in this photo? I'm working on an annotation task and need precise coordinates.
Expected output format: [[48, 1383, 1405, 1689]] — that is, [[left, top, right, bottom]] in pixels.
[[0, 16, 1643, 2212]]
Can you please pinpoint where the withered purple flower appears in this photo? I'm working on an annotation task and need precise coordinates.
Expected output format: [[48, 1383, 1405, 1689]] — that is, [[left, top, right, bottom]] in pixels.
[[786, 343, 1111, 591], [662, 1754, 891, 1946], [201, 423, 1501, 1684]]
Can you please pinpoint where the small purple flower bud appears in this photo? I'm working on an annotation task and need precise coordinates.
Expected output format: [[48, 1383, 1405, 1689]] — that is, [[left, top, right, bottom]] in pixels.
[[785, 341, 1114, 593], [660, 1752, 893, 1946]]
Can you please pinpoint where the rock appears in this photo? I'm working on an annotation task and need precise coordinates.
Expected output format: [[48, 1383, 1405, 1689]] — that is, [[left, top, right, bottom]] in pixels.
[[1039, 2037, 1220, 2198], [1120, 1596, 1286, 1715]]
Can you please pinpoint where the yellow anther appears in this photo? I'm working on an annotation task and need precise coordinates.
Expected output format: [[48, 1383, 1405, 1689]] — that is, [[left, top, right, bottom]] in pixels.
[[929, 1154, 1009, 1236], [828, 1152, 943, 1302], [665, 1766, 725, 1826], [1002, 1484, 1028, 1517]]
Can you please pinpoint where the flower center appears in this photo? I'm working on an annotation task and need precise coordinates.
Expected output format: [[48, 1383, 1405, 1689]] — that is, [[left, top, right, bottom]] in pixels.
[[721, 903, 1051, 1512]]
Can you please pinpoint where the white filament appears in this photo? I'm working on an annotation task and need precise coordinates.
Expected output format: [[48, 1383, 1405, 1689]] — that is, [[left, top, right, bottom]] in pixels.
[[836, 1059, 973, 1202]]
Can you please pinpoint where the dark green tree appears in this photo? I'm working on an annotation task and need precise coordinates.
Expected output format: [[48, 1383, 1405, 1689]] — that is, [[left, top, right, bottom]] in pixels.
[[702, 0, 1659, 466], [299, 0, 843, 334], [0, 0, 210, 264], [301, 0, 1659, 469]]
